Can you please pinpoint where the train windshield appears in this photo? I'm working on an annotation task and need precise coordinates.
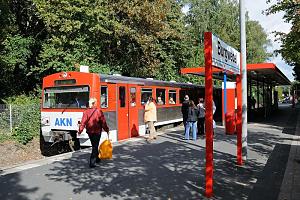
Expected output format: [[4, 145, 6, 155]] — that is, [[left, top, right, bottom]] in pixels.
[[43, 86, 89, 109]]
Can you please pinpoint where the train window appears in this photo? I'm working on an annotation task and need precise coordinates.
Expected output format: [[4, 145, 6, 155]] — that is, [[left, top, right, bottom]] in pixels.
[[130, 87, 136, 107], [101, 86, 108, 108], [119, 86, 126, 107], [168, 90, 177, 104], [141, 88, 152, 105], [156, 88, 165, 105], [43, 86, 89, 108]]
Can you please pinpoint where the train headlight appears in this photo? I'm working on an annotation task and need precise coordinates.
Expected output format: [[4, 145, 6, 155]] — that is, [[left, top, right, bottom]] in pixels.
[[41, 117, 50, 126]]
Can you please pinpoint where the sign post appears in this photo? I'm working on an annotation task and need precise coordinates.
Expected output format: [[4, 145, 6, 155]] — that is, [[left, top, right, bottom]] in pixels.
[[204, 32, 240, 197], [204, 32, 214, 198]]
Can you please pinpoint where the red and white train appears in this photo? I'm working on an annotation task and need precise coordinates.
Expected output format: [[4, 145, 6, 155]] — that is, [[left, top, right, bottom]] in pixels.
[[41, 70, 221, 151]]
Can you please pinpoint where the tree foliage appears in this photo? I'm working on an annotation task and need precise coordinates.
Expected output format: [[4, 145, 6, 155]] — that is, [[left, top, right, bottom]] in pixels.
[[32, 0, 190, 80], [184, 0, 271, 68], [266, 0, 300, 80], [0, 0, 273, 99], [110, 0, 190, 80], [0, 0, 45, 98], [246, 20, 272, 63]]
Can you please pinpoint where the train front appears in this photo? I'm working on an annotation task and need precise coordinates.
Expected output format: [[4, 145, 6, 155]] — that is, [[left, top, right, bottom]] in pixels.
[[40, 71, 100, 150]]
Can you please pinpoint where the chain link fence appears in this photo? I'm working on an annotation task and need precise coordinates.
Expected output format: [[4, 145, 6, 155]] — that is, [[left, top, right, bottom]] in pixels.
[[0, 104, 40, 135]]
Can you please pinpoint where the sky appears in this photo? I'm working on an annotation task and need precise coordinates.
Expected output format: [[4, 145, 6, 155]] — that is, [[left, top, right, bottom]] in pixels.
[[245, 0, 293, 81]]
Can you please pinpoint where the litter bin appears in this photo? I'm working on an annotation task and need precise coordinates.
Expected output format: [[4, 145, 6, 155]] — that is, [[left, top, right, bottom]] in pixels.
[[225, 111, 236, 135]]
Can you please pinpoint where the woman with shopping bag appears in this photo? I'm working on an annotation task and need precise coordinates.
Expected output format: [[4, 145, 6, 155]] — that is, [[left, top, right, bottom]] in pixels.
[[78, 98, 110, 168]]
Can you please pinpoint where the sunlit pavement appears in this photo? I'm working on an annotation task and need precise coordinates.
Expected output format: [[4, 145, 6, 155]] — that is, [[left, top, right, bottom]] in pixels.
[[0, 104, 299, 200]]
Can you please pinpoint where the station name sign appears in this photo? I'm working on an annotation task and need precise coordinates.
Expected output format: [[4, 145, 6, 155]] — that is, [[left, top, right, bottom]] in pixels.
[[212, 34, 240, 74]]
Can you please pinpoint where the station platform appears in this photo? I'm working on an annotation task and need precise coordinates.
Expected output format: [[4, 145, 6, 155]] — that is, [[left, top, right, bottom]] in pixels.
[[0, 104, 299, 200]]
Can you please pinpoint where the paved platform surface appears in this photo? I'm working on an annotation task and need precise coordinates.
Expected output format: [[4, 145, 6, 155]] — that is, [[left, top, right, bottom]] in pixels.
[[0, 104, 299, 200], [277, 104, 300, 200]]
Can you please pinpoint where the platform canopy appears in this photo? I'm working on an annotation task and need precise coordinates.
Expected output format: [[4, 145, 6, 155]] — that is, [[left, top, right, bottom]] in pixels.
[[181, 63, 291, 85]]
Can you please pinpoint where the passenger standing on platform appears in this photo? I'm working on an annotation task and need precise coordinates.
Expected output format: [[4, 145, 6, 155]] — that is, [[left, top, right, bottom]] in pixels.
[[181, 95, 190, 128], [185, 100, 198, 140], [78, 98, 110, 168], [144, 96, 157, 142], [197, 98, 205, 136]]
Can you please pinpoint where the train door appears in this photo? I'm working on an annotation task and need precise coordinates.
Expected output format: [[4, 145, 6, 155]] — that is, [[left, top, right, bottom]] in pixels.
[[128, 84, 139, 137], [117, 84, 129, 140]]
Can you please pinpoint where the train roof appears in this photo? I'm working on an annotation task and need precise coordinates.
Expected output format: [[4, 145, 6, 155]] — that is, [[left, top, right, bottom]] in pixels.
[[99, 74, 204, 89]]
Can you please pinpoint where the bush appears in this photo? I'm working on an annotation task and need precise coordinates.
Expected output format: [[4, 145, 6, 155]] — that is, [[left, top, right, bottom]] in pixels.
[[3, 95, 40, 145]]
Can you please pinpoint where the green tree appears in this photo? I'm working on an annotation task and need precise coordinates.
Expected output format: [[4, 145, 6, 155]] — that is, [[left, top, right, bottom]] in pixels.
[[110, 0, 190, 80], [246, 20, 271, 63], [33, 0, 190, 81], [266, 0, 300, 80], [0, 0, 46, 98], [1, 0, 190, 98], [184, 0, 271, 68], [33, 0, 113, 74]]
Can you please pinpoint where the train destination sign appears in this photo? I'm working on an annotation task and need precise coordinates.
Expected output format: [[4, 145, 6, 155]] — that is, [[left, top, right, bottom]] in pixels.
[[212, 34, 240, 74]]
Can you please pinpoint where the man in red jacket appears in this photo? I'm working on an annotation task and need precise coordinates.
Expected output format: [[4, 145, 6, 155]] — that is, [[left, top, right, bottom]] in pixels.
[[78, 97, 109, 168]]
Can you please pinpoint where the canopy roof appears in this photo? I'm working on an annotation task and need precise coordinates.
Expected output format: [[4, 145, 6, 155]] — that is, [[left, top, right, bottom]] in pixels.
[[181, 63, 291, 85]]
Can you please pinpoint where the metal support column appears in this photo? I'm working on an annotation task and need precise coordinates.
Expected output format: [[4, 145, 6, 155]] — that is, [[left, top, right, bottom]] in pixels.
[[240, 0, 247, 162]]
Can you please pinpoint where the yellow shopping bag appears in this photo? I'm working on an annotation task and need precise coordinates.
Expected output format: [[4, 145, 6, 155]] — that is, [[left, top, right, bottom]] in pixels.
[[98, 137, 113, 160]]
